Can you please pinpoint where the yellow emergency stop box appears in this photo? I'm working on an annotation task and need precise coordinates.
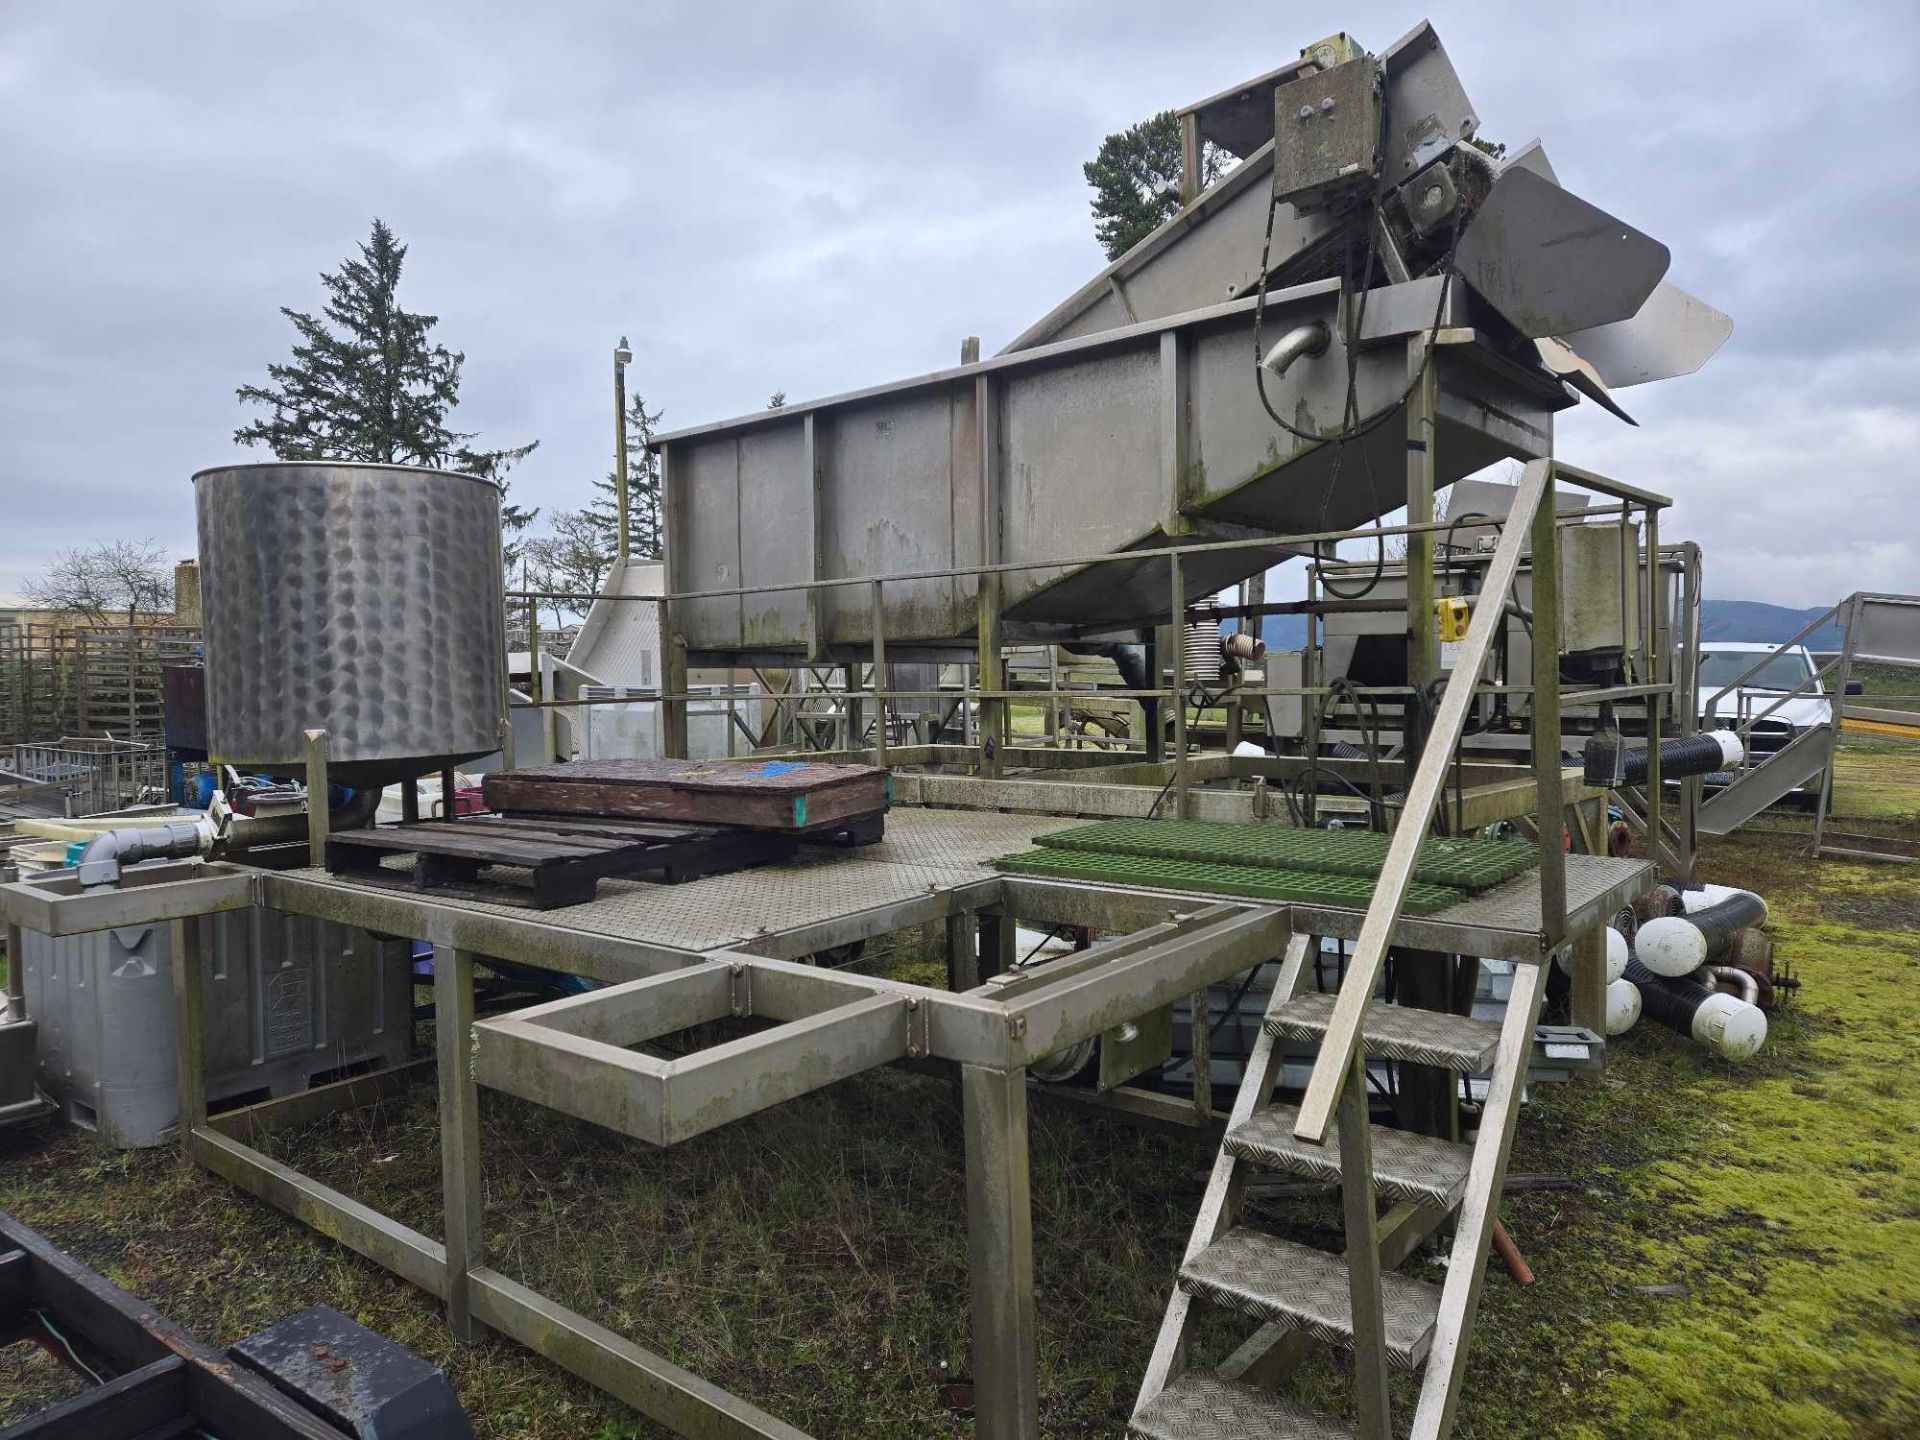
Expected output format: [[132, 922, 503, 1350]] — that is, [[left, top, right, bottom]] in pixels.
[[1435, 595, 1471, 642]]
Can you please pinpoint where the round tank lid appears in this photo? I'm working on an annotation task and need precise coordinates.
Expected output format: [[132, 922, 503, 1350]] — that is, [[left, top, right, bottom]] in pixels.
[[191, 459, 500, 489], [1692, 993, 1767, 1061]]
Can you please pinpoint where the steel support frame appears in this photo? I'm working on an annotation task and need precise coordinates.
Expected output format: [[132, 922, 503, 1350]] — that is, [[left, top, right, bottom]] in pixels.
[[2, 800, 1636, 1440], [89, 836, 1635, 1440], [104, 863, 1292, 1439]]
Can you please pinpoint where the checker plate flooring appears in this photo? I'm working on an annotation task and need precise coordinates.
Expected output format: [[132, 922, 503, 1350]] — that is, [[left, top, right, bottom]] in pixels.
[[280, 808, 1077, 954]]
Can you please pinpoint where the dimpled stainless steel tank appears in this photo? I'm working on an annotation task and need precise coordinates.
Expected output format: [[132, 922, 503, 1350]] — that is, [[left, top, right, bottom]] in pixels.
[[193, 461, 506, 786]]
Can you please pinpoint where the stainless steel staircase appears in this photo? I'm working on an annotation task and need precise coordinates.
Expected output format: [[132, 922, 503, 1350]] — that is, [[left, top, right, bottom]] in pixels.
[[1131, 459, 1565, 1440], [1130, 936, 1548, 1440], [1691, 599, 1850, 838], [1696, 722, 1832, 835]]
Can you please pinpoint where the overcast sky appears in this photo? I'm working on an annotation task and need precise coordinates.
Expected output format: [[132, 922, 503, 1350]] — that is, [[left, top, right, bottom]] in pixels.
[[3, 1, 1914, 609]]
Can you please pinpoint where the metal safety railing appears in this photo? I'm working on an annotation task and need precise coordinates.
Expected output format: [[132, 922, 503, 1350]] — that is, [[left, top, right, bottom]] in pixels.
[[503, 469, 1673, 795], [1702, 599, 1847, 752]]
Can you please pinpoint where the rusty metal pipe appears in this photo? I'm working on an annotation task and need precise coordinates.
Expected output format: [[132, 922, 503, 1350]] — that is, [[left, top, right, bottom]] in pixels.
[[1703, 964, 1759, 1007]]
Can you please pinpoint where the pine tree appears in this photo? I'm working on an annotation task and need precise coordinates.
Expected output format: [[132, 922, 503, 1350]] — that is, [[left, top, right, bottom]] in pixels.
[[1083, 112, 1230, 261], [235, 218, 540, 558], [585, 391, 665, 562]]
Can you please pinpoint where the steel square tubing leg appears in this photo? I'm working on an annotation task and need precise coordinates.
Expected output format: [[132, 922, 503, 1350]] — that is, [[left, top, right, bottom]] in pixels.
[[436, 945, 484, 1340], [1567, 927, 1607, 1048], [947, 911, 981, 992], [978, 908, 1017, 983], [1531, 464, 1568, 957], [1188, 985, 1210, 1120], [1342, 1044, 1392, 1440], [964, 1063, 1040, 1440], [1644, 509, 1667, 871], [1813, 592, 1864, 857], [169, 916, 207, 1133], [304, 729, 330, 867], [870, 579, 889, 767], [1170, 552, 1188, 818], [5, 921, 22, 1021]]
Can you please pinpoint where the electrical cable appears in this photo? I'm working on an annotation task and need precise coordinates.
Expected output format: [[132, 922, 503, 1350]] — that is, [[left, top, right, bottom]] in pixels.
[[34, 1310, 104, 1384], [1157, 962, 1266, 1080], [1144, 770, 1178, 819], [1250, 170, 1467, 604]]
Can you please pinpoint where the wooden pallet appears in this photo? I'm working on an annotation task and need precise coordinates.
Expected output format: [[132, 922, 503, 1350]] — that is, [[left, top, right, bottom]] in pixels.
[[481, 758, 891, 833], [325, 813, 806, 909]]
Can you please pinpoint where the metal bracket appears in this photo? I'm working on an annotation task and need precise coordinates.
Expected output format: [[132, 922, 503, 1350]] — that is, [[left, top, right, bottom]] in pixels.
[[905, 996, 929, 1060]]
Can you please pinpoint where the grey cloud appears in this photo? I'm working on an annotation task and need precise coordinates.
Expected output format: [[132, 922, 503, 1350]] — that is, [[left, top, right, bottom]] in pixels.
[[2, 0, 1914, 609]]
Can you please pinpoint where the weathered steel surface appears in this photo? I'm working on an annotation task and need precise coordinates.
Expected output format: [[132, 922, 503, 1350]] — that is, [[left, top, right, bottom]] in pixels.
[[194, 462, 506, 785], [471, 993, 908, 1147], [1452, 167, 1668, 339], [1178, 1228, 1440, 1368], [651, 285, 1564, 655]]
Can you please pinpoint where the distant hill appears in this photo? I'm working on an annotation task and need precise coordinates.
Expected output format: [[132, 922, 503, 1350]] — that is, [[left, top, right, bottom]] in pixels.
[[1698, 600, 1844, 650], [1259, 613, 1308, 651], [1255, 599, 1843, 652]]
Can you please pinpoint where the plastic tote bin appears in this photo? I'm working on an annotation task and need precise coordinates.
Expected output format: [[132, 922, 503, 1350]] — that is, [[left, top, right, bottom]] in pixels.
[[22, 899, 413, 1147]]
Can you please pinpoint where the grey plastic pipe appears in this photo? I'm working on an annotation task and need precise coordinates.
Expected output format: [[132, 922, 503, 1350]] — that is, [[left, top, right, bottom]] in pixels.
[[74, 786, 382, 888], [74, 819, 215, 889]]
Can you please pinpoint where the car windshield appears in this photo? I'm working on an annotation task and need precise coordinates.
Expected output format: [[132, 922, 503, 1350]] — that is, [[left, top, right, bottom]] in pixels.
[[1698, 651, 1815, 692]]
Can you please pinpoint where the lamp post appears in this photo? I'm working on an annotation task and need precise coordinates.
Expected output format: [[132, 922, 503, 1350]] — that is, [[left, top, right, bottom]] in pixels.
[[613, 336, 633, 565]]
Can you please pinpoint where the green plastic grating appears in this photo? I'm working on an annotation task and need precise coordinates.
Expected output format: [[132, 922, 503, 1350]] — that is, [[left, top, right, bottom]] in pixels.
[[994, 847, 1468, 914], [1031, 819, 1536, 892]]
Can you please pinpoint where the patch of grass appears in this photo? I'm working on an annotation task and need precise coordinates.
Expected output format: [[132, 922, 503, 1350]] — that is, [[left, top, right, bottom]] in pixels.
[[1831, 739, 1920, 824], [1848, 662, 1920, 711]]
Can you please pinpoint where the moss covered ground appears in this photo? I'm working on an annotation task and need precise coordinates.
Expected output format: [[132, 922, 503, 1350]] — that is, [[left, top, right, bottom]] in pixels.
[[1, 743, 1915, 1437]]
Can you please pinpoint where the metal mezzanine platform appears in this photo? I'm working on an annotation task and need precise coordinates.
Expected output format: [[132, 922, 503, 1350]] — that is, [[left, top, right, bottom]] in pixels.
[[247, 804, 1647, 967]]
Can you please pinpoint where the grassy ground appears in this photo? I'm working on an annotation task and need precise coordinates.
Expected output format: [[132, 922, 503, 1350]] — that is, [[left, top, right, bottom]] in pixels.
[[2, 743, 1916, 1437]]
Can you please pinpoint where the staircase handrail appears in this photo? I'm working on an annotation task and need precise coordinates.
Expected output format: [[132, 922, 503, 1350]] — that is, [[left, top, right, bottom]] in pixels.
[[1290, 458, 1552, 1145]]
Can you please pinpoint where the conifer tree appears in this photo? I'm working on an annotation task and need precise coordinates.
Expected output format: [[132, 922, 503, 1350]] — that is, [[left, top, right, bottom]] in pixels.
[[1083, 112, 1230, 261], [235, 218, 540, 557]]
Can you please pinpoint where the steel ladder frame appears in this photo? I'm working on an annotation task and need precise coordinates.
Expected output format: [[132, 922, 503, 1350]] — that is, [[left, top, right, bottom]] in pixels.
[[1131, 458, 1567, 1440]]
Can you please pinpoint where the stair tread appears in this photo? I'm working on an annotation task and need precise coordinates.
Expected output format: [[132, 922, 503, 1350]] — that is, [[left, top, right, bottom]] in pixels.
[[1179, 1228, 1440, 1370], [1265, 991, 1501, 1071], [1226, 1103, 1473, 1209], [1131, 1371, 1352, 1440]]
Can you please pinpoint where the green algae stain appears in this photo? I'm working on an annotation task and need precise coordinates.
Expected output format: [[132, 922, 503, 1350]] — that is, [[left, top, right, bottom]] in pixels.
[[1548, 859, 1920, 1440]]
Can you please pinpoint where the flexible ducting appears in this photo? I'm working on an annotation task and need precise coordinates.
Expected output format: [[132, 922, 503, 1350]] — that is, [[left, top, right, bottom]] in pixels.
[[1586, 730, 1743, 787], [1624, 959, 1768, 1060]]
